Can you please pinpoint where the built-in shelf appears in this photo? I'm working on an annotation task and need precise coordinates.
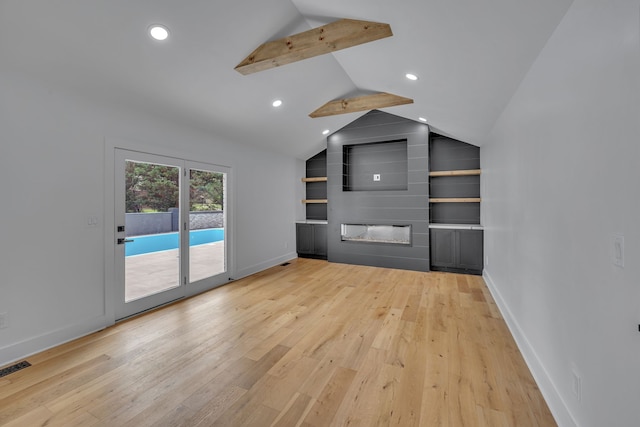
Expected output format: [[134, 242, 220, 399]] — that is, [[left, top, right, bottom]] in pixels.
[[430, 198, 481, 203], [301, 177, 328, 182], [429, 169, 481, 177], [302, 199, 328, 204]]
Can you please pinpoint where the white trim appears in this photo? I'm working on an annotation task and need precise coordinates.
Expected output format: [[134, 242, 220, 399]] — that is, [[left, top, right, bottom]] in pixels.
[[103, 137, 116, 326], [234, 252, 298, 280], [482, 269, 578, 427], [0, 315, 108, 367]]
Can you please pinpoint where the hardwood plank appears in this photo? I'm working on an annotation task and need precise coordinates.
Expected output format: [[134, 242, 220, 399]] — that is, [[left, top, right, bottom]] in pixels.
[[235, 19, 392, 75], [233, 345, 291, 390], [0, 258, 556, 426], [388, 327, 428, 426], [1, 406, 54, 427], [262, 363, 317, 411], [270, 392, 312, 427], [181, 385, 247, 426], [302, 366, 357, 426], [309, 92, 413, 118]]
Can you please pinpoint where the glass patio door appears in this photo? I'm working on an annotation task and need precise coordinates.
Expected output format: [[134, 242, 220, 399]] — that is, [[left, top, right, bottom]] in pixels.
[[115, 150, 186, 319], [186, 161, 228, 285], [114, 150, 230, 320]]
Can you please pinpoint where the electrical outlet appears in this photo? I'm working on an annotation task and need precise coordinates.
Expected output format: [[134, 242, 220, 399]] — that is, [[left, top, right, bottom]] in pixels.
[[0, 312, 8, 329], [373, 174, 381, 182]]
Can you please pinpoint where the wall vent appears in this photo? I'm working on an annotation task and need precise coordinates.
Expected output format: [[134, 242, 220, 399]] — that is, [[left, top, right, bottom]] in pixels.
[[0, 361, 31, 378]]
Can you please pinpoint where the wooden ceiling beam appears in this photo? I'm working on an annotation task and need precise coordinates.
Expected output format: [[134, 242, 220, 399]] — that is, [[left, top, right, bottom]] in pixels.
[[235, 19, 392, 75], [309, 92, 413, 118]]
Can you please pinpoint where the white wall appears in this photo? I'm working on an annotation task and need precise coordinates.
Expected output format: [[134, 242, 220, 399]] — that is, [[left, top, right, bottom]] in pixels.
[[482, 0, 640, 425], [0, 69, 304, 365]]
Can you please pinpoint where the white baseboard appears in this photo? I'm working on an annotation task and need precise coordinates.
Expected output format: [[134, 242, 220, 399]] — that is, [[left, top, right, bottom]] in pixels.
[[0, 315, 111, 368], [233, 251, 298, 280], [0, 253, 299, 368], [482, 269, 577, 427]]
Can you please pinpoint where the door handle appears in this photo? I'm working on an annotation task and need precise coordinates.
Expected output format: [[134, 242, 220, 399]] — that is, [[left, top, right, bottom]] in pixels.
[[117, 238, 134, 245]]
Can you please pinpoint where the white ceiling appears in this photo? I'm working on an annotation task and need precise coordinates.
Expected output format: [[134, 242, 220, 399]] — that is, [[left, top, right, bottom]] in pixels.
[[0, 0, 573, 159]]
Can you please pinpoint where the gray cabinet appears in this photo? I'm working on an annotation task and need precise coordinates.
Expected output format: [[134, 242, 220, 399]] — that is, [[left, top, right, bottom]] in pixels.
[[457, 229, 483, 271], [430, 228, 457, 268], [296, 223, 327, 259], [430, 228, 483, 274]]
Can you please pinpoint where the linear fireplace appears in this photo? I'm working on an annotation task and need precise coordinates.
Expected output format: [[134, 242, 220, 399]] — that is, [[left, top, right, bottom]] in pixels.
[[340, 224, 411, 245], [327, 110, 429, 271]]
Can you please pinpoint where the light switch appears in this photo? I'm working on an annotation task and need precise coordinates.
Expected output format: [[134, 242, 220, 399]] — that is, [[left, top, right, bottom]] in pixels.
[[612, 234, 624, 267], [373, 174, 381, 182]]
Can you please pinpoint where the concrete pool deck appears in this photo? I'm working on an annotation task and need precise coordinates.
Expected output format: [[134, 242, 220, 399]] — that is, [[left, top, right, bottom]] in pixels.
[[125, 241, 225, 301]]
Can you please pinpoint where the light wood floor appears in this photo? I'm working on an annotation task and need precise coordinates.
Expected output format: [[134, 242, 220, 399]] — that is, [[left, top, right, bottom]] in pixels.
[[0, 258, 556, 426]]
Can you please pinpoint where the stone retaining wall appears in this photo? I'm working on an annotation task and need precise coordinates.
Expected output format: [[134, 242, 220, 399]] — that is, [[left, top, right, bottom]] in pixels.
[[126, 210, 223, 236]]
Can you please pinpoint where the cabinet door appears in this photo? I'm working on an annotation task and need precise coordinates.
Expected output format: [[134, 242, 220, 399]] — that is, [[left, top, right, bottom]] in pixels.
[[296, 223, 314, 254], [457, 230, 483, 271], [430, 229, 457, 268], [313, 224, 327, 257]]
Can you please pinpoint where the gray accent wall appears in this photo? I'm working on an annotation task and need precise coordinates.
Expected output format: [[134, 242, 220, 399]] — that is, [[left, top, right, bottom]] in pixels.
[[327, 110, 430, 271]]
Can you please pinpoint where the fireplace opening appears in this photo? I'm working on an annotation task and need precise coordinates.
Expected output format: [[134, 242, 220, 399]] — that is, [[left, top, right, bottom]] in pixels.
[[341, 224, 411, 245]]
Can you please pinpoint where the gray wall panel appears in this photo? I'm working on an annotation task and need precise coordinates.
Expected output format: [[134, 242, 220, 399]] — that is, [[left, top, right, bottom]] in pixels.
[[330, 253, 430, 271], [327, 110, 430, 272], [429, 136, 480, 171], [430, 203, 481, 224], [343, 208, 428, 222], [407, 170, 429, 184], [430, 175, 481, 198], [306, 203, 327, 220], [306, 150, 327, 178], [350, 195, 428, 209]]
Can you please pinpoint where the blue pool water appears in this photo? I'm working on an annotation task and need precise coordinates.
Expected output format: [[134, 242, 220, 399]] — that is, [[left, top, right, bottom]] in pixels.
[[125, 228, 224, 257]]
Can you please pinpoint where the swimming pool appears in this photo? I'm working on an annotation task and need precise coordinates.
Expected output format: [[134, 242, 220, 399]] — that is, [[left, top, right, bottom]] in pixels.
[[125, 228, 224, 257]]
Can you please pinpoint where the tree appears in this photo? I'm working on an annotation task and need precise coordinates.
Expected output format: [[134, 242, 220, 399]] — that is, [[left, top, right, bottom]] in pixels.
[[125, 161, 179, 213], [125, 161, 223, 213], [190, 169, 223, 211]]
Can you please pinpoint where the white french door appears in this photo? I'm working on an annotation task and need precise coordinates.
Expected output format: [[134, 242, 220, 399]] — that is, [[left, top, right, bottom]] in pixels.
[[114, 149, 229, 320]]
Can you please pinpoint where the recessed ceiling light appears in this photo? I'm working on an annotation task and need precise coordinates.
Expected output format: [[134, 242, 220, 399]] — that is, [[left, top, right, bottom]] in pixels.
[[272, 99, 283, 107], [419, 117, 428, 122], [405, 73, 418, 81], [322, 129, 330, 135], [149, 25, 169, 41]]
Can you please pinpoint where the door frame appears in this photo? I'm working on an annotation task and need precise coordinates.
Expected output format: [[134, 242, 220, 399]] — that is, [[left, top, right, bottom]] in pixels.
[[104, 137, 235, 323]]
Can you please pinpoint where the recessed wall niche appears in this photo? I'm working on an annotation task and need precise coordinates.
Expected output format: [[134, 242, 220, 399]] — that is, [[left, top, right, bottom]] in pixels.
[[342, 139, 408, 191]]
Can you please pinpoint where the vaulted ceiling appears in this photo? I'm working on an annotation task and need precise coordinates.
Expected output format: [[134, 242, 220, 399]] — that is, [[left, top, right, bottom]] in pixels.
[[0, 0, 573, 159]]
